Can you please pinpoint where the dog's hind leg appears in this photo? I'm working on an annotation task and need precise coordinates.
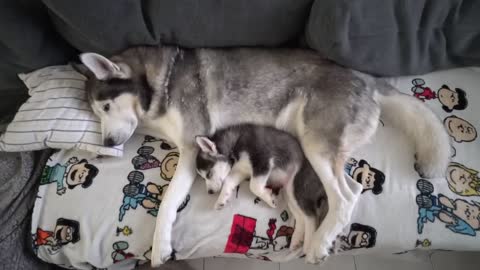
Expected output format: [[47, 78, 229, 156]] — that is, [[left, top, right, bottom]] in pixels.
[[152, 147, 197, 266], [285, 182, 306, 251], [302, 215, 318, 256], [290, 214, 305, 251], [298, 125, 367, 263], [301, 150, 358, 264]]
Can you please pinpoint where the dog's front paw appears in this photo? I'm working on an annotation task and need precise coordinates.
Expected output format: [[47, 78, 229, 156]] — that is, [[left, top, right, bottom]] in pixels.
[[305, 243, 329, 264], [155, 242, 174, 264], [305, 237, 331, 264]]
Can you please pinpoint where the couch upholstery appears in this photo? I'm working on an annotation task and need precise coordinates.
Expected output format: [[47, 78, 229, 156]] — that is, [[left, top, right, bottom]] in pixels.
[[306, 0, 480, 76], [0, 0, 76, 116], [1, 0, 479, 115]]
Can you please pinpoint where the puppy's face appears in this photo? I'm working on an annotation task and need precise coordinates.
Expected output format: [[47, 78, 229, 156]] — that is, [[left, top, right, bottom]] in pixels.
[[196, 153, 231, 194], [195, 136, 232, 194]]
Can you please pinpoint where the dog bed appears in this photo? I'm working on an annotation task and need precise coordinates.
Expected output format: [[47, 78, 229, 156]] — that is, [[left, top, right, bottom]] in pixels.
[[31, 67, 480, 269]]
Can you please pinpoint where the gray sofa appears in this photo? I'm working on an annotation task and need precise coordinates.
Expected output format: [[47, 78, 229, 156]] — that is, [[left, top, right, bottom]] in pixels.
[[1, 1, 479, 269], [2, 0, 480, 117]]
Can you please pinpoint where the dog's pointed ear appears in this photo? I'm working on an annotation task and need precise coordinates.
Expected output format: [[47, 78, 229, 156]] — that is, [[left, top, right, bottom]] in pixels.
[[79, 53, 130, 80], [195, 136, 217, 154], [79, 53, 118, 80], [70, 62, 93, 79]]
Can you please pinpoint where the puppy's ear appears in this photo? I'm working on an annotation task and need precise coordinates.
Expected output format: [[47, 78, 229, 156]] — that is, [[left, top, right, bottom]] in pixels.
[[79, 53, 130, 80], [195, 136, 218, 155]]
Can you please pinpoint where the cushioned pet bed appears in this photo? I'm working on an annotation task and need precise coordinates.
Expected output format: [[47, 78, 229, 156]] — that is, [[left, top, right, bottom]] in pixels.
[[30, 67, 480, 269]]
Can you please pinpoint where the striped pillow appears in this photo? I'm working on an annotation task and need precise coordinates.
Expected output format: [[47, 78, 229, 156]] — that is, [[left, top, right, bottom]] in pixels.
[[0, 65, 123, 156]]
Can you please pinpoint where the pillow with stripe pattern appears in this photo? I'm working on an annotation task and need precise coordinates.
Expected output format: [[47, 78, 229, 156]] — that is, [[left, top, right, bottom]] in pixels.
[[0, 65, 123, 156]]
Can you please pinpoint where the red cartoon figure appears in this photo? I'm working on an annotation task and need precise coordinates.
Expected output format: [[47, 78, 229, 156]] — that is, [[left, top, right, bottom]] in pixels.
[[224, 215, 294, 258], [411, 78, 436, 102]]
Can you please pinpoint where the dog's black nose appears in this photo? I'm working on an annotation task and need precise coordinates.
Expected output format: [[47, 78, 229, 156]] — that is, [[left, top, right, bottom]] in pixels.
[[104, 138, 116, 147], [208, 190, 214, 195]]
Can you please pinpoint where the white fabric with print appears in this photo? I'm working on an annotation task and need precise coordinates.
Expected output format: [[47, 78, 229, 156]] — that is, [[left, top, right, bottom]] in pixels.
[[31, 67, 480, 269]]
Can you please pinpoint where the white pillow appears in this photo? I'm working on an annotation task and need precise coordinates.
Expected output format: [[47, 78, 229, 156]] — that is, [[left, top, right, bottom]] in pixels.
[[0, 65, 123, 156]]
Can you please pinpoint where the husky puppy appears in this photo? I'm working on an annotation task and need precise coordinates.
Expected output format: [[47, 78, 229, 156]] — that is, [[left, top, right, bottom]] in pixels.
[[195, 124, 328, 252], [195, 124, 303, 209], [74, 46, 450, 265]]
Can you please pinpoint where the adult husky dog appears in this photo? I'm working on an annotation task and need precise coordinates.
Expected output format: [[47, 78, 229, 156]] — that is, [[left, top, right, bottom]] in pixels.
[[74, 46, 450, 265]]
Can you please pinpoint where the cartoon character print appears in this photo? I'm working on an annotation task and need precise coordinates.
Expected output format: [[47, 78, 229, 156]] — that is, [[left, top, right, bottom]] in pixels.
[[444, 115, 477, 143], [224, 215, 293, 260], [446, 162, 480, 197], [416, 179, 480, 236], [142, 135, 176, 150], [345, 158, 385, 195], [411, 79, 469, 112], [40, 157, 99, 195], [334, 223, 377, 252], [250, 219, 294, 252], [437, 85, 468, 112], [32, 218, 80, 255], [111, 241, 134, 263], [131, 146, 179, 181], [119, 171, 166, 221], [415, 239, 431, 248], [451, 145, 457, 158], [143, 247, 152, 261], [116, 226, 133, 236], [132, 146, 161, 170], [411, 78, 436, 101], [160, 152, 179, 181], [119, 171, 190, 221]]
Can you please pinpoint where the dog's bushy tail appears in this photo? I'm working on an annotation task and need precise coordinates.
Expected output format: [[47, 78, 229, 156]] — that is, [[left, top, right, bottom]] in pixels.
[[376, 80, 450, 179]]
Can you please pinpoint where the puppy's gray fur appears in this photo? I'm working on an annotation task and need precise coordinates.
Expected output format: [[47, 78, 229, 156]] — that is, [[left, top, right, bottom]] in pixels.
[[74, 46, 451, 265], [195, 123, 328, 251]]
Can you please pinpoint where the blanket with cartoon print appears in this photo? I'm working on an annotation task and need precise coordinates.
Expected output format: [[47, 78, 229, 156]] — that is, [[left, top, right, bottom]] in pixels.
[[31, 67, 480, 269]]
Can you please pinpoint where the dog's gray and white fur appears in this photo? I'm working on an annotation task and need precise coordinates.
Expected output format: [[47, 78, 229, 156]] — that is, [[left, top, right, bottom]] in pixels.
[[74, 46, 450, 265], [195, 124, 328, 252]]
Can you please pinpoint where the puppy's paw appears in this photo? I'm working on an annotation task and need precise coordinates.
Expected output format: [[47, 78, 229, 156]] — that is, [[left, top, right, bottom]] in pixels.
[[263, 191, 278, 208], [214, 202, 224, 210], [270, 196, 278, 208], [214, 199, 228, 210]]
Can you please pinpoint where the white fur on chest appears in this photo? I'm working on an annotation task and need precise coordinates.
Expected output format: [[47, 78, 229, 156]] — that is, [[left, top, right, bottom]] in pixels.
[[143, 108, 184, 147], [231, 152, 254, 176]]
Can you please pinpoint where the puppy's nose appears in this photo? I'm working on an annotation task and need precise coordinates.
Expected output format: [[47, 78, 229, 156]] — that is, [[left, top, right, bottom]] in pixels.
[[104, 137, 116, 147], [208, 190, 214, 195]]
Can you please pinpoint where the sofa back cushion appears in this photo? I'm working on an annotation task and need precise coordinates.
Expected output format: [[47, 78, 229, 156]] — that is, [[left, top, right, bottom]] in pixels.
[[306, 0, 480, 76], [43, 0, 314, 55]]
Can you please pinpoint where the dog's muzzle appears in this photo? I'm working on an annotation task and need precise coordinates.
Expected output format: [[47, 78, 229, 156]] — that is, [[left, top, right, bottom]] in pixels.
[[104, 137, 117, 147]]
